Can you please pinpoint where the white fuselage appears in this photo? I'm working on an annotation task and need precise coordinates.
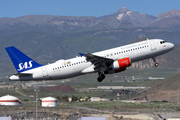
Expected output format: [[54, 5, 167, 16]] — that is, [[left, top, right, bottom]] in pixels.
[[9, 39, 174, 81]]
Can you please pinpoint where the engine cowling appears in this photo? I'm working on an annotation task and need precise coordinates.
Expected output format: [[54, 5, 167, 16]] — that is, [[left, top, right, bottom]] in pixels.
[[112, 57, 131, 70], [104, 57, 131, 74]]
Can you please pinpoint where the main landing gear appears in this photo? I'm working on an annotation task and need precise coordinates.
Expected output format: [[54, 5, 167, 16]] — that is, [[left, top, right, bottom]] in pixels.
[[152, 57, 159, 67], [97, 72, 105, 82]]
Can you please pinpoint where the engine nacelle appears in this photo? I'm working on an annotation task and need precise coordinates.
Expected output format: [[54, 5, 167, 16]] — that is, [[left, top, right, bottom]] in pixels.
[[104, 57, 131, 74], [112, 57, 131, 70]]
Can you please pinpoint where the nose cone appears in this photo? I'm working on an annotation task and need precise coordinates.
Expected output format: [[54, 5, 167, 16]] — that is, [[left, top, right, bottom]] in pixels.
[[169, 43, 175, 50]]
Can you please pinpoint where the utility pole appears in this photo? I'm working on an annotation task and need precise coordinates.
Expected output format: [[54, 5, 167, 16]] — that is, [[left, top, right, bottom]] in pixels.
[[34, 89, 39, 120], [177, 91, 179, 104]]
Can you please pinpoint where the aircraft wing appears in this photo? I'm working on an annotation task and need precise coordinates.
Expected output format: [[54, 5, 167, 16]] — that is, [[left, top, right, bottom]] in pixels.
[[79, 53, 113, 69]]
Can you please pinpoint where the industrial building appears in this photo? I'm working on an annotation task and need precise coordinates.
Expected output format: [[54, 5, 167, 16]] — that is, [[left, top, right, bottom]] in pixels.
[[90, 97, 110, 102], [97, 86, 149, 90], [0, 94, 21, 106], [41, 97, 57, 107], [77, 117, 106, 120]]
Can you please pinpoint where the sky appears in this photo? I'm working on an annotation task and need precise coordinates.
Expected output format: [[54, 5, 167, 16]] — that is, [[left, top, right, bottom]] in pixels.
[[0, 0, 180, 18]]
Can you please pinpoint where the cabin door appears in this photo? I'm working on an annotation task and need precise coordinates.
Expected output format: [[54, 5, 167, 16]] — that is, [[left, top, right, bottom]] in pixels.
[[42, 67, 48, 77], [149, 41, 156, 50]]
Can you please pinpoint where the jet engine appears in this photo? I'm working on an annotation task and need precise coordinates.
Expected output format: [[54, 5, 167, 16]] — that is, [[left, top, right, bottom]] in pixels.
[[104, 57, 131, 74]]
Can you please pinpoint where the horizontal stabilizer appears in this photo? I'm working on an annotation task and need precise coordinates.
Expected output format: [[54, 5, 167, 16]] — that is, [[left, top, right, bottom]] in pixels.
[[79, 53, 85, 57], [13, 73, 32, 77]]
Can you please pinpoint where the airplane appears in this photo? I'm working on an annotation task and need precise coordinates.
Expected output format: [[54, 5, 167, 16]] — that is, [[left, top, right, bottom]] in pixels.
[[5, 39, 174, 82]]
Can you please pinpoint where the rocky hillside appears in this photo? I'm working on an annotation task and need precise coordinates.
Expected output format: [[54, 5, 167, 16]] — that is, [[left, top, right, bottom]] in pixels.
[[99, 7, 157, 27], [147, 72, 180, 93], [0, 7, 157, 30], [148, 9, 180, 29], [146, 72, 180, 102]]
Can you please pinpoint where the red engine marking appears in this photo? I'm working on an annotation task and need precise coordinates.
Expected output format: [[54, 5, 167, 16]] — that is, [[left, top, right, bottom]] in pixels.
[[117, 57, 131, 68]]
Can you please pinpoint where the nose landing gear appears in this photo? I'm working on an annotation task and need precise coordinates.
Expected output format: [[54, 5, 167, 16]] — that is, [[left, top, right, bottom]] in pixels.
[[152, 57, 159, 67]]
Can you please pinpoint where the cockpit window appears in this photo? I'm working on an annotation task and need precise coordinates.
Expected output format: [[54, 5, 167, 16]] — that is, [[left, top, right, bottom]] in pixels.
[[160, 41, 165, 44]]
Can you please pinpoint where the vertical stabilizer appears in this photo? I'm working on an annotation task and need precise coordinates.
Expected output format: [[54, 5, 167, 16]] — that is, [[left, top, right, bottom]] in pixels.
[[5, 46, 43, 73]]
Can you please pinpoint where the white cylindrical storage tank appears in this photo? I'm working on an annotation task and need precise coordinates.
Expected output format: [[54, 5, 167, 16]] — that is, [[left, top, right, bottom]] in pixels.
[[0, 94, 21, 106], [41, 97, 57, 107]]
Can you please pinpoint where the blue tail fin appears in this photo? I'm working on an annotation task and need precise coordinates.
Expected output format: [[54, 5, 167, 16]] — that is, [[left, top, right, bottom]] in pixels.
[[5, 46, 43, 73]]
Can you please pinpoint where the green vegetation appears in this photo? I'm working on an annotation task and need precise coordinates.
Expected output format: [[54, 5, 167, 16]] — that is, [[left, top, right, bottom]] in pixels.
[[0, 88, 21, 97], [59, 100, 180, 112]]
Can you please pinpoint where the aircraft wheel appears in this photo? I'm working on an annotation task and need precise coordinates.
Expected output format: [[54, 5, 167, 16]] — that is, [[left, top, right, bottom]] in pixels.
[[97, 73, 105, 82], [155, 63, 159, 67], [97, 77, 103, 82]]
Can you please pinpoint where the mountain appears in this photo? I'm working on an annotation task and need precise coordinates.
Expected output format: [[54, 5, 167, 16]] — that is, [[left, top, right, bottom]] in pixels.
[[0, 7, 157, 30], [102, 7, 157, 24], [146, 71, 180, 102], [148, 9, 180, 29], [148, 73, 180, 93], [1, 8, 180, 79], [0, 15, 99, 26], [159, 9, 180, 19], [98, 7, 157, 28]]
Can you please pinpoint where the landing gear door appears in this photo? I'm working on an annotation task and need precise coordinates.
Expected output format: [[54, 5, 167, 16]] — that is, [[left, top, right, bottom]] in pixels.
[[149, 41, 156, 50], [42, 67, 48, 77]]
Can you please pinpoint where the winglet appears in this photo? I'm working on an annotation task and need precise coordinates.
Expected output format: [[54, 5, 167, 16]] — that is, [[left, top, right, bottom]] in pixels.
[[79, 53, 84, 57]]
